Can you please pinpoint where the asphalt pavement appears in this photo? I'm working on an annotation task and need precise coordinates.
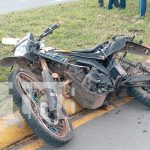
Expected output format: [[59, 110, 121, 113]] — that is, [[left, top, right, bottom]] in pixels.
[[0, 0, 73, 14], [40, 100, 150, 150]]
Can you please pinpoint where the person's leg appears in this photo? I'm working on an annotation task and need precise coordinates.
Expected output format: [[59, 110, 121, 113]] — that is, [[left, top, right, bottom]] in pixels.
[[120, 0, 126, 9], [140, 0, 147, 17], [114, 0, 120, 8], [108, 0, 115, 9], [98, 0, 104, 7]]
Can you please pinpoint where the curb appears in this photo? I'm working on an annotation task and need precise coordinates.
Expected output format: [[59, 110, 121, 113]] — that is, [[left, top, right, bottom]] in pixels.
[[0, 112, 33, 150], [62, 98, 83, 115], [0, 98, 82, 150]]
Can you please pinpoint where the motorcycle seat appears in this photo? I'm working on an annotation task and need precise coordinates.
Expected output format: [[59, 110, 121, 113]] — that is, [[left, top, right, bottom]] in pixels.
[[71, 41, 109, 53], [56, 41, 110, 60], [56, 37, 126, 60]]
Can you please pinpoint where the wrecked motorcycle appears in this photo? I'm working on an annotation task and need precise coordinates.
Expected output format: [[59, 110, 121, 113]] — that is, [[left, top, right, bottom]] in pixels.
[[1, 24, 150, 146]]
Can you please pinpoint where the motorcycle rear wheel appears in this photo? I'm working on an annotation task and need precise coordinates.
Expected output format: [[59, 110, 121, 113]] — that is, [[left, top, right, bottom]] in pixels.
[[9, 68, 73, 147], [128, 86, 150, 107]]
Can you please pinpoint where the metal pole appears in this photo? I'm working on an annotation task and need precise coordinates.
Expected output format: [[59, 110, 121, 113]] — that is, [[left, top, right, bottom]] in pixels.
[[140, 0, 147, 17]]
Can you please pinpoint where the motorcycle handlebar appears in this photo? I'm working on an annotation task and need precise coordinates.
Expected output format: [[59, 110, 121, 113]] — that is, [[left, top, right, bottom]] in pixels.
[[50, 23, 60, 30], [38, 23, 60, 41]]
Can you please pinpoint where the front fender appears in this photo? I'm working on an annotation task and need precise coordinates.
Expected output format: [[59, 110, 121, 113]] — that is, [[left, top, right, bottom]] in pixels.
[[0, 57, 23, 67], [0, 53, 39, 67]]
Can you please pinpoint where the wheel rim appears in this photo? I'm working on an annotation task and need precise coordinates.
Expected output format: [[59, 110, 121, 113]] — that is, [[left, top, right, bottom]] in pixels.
[[16, 72, 68, 138]]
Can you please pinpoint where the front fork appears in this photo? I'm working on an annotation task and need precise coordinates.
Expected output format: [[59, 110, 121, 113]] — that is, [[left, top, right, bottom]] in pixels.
[[40, 58, 58, 112]]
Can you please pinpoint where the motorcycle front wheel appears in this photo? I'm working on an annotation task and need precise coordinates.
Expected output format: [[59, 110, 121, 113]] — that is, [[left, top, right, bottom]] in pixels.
[[9, 68, 73, 147]]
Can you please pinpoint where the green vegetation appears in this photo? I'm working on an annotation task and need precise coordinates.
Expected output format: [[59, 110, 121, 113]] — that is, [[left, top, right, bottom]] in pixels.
[[0, 0, 150, 81], [0, 0, 150, 116]]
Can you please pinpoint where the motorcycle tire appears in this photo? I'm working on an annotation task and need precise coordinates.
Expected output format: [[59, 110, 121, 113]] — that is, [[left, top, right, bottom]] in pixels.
[[9, 68, 73, 147], [128, 87, 150, 107]]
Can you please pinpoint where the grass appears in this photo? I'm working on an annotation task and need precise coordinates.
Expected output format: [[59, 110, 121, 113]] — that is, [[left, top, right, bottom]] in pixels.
[[0, 0, 150, 81], [0, 0, 150, 116]]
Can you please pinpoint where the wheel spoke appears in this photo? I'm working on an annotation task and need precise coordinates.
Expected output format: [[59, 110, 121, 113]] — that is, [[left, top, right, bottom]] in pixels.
[[17, 72, 67, 138]]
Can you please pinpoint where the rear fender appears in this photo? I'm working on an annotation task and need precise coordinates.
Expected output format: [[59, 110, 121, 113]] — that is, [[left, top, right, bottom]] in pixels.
[[124, 74, 150, 84], [125, 41, 150, 56]]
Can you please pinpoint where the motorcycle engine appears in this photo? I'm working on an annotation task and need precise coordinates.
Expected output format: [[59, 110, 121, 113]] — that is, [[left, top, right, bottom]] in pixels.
[[82, 68, 112, 94], [64, 66, 111, 109]]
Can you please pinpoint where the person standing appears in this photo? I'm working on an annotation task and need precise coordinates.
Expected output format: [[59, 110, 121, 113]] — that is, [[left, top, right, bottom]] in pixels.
[[98, 0, 120, 8], [108, 0, 126, 9]]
